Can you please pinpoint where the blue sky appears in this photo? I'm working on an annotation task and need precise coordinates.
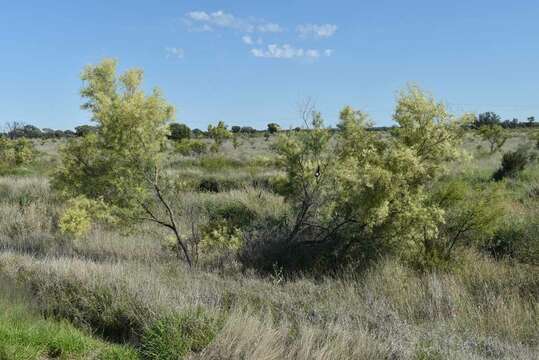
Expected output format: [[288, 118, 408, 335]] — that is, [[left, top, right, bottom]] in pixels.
[[1, 1, 539, 130]]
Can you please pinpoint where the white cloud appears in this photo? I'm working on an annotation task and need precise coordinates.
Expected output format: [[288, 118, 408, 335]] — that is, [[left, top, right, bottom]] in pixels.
[[185, 10, 283, 33], [297, 24, 338, 39], [165, 47, 185, 59], [324, 49, 334, 56], [250, 44, 327, 59], [188, 11, 210, 21], [256, 23, 284, 33], [242, 35, 263, 45]]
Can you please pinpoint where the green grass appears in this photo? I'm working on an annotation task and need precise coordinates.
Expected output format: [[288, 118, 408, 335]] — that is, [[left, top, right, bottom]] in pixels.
[[0, 294, 137, 359]]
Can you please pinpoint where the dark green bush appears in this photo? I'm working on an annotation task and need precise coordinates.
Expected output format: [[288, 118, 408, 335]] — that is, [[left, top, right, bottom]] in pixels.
[[169, 123, 191, 142], [493, 147, 531, 181], [140, 309, 219, 359], [483, 220, 539, 265], [198, 179, 220, 193]]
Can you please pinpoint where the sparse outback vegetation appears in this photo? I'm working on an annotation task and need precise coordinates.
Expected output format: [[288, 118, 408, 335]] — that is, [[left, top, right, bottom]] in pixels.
[[0, 61, 538, 359]]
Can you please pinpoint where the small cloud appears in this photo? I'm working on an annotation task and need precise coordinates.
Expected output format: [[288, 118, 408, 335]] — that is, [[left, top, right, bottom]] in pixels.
[[242, 35, 263, 45], [188, 11, 210, 21], [324, 49, 334, 56], [256, 23, 284, 33], [185, 10, 283, 34], [165, 47, 185, 59], [250, 44, 323, 59], [297, 24, 337, 39]]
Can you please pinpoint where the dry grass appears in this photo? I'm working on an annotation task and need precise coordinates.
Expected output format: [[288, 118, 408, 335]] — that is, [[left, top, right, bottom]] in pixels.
[[0, 132, 537, 359]]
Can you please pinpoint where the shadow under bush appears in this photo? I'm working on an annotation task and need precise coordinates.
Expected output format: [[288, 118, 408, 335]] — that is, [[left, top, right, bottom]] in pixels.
[[239, 218, 384, 276]]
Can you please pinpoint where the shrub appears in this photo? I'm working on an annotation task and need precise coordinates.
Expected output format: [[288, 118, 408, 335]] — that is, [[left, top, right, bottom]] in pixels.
[[175, 139, 207, 156], [168, 123, 191, 141], [0, 137, 36, 173], [483, 219, 539, 264], [265, 86, 471, 273], [199, 179, 220, 193], [58, 196, 114, 238], [140, 309, 220, 359], [479, 124, 508, 153], [207, 121, 231, 151], [493, 146, 531, 181], [267, 123, 280, 134]]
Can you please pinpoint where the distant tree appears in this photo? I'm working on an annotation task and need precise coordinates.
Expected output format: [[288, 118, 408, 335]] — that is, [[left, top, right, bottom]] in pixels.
[[22, 125, 42, 138], [527, 116, 535, 127], [502, 118, 520, 129], [207, 121, 231, 151], [75, 125, 97, 137], [231, 126, 241, 133], [294, 127, 302, 132], [474, 112, 501, 128], [240, 126, 256, 134], [53, 59, 195, 267], [6, 121, 25, 139], [267, 123, 281, 134], [63, 130, 76, 137], [42, 128, 56, 138], [168, 123, 191, 141], [192, 128, 204, 137], [479, 124, 508, 154]]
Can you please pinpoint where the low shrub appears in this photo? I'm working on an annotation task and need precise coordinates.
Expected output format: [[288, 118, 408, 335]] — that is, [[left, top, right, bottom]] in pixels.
[[140, 309, 220, 359], [0, 138, 37, 174], [483, 219, 539, 265], [493, 146, 532, 181], [199, 178, 220, 193], [175, 139, 207, 156]]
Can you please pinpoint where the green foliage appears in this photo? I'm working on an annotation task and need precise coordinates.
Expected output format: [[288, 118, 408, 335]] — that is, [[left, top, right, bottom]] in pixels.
[[267, 123, 280, 134], [479, 124, 508, 153], [53, 58, 174, 211], [419, 180, 505, 269], [0, 138, 36, 173], [267, 85, 472, 272], [169, 123, 191, 142], [74, 125, 97, 137], [174, 139, 207, 156], [474, 111, 501, 128], [200, 220, 243, 253], [493, 146, 532, 181], [207, 121, 231, 151], [140, 310, 219, 359], [52, 59, 197, 266], [59, 196, 115, 238]]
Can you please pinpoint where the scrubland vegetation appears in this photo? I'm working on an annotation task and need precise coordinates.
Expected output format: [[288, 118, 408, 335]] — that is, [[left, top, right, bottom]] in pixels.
[[0, 59, 538, 359]]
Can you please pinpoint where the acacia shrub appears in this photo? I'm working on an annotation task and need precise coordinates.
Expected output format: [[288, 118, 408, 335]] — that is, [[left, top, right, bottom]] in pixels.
[[0, 138, 36, 173], [245, 86, 489, 273]]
